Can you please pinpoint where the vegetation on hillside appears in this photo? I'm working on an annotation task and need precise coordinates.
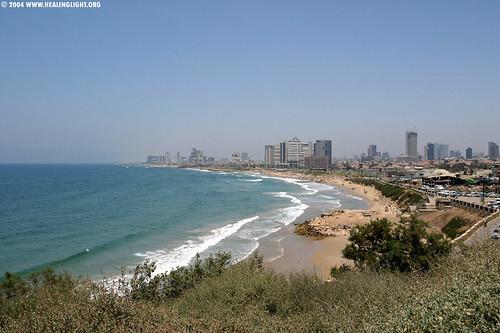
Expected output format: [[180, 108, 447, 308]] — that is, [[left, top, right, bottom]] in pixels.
[[343, 217, 451, 272], [1, 220, 498, 332], [352, 178, 424, 208], [441, 216, 473, 239]]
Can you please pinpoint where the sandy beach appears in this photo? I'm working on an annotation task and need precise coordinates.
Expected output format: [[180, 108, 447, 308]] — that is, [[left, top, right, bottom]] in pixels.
[[257, 169, 400, 280]]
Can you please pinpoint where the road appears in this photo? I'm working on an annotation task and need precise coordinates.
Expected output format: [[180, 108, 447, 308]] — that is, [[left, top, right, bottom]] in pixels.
[[465, 214, 500, 245]]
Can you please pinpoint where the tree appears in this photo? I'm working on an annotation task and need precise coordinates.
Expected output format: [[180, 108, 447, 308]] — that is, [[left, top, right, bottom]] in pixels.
[[342, 217, 451, 273]]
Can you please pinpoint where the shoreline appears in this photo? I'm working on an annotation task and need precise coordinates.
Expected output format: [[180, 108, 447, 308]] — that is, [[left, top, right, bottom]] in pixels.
[[192, 166, 399, 279], [251, 169, 400, 280]]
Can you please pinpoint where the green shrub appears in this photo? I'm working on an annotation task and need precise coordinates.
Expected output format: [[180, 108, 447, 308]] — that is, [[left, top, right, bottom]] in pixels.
[[442, 217, 472, 239], [126, 251, 232, 302], [343, 217, 451, 272], [330, 264, 351, 278], [2, 242, 499, 332], [352, 178, 424, 207]]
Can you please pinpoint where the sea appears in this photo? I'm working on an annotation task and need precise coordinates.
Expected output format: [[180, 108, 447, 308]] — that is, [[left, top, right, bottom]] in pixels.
[[0, 164, 367, 279]]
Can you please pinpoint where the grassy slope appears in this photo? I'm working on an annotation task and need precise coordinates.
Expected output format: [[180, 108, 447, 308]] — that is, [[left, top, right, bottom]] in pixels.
[[2, 241, 500, 332]]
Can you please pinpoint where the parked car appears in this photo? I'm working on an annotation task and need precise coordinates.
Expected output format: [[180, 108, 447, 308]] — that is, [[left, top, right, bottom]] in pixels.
[[492, 233, 500, 240]]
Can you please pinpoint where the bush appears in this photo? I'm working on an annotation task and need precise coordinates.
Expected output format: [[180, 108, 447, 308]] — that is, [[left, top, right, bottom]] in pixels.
[[2, 242, 500, 332], [126, 251, 232, 302], [352, 178, 424, 208], [442, 217, 472, 239], [343, 217, 451, 272], [330, 264, 351, 278]]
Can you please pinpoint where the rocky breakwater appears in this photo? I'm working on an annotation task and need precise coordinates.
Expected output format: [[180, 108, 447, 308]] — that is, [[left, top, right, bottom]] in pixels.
[[295, 210, 353, 238]]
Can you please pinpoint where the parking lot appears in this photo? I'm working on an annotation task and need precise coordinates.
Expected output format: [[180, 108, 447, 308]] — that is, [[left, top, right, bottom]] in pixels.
[[419, 185, 500, 210]]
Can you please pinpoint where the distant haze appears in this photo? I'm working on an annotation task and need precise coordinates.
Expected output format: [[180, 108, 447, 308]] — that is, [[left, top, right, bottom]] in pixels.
[[1, 1, 499, 163]]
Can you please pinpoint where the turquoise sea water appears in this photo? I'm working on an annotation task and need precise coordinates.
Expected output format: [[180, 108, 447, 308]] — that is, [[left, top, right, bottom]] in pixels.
[[0, 165, 366, 279]]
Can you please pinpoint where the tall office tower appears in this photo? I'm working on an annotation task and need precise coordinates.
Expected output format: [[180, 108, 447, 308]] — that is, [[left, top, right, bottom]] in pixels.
[[488, 142, 499, 159], [313, 140, 333, 169], [264, 145, 275, 166], [189, 148, 205, 165], [241, 152, 249, 162], [437, 144, 449, 160], [279, 141, 287, 164], [284, 137, 303, 168], [425, 143, 435, 160], [450, 150, 462, 158], [405, 131, 418, 158], [277, 137, 312, 168], [273, 144, 281, 166], [367, 145, 378, 159], [302, 141, 313, 159], [425, 143, 449, 160], [465, 147, 473, 160]]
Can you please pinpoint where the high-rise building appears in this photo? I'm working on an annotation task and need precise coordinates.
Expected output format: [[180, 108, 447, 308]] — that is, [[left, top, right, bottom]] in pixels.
[[405, 131, 418, 158], [189, 148, 205, 165], [264, 145, 275, 166], [450, 150, 462, 158], [488, 142, 499, 160], [465, 147, 473, 160], [266, 138, 313, 168], [305, 140, 333, 170], [281, 137, 312, 168], [424, 143, 434, 161], [279, 142, 287, 164], [313, 140, 332, 167], [425, 143, 449, 160], [367, 145, 378, 159], [273, 144, 281, 166], [438, 144, 449, 160]]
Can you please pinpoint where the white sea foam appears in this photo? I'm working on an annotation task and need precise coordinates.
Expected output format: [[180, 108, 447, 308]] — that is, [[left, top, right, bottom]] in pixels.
[[186, 168, 212, 173], [343, 194, 364, 201], [266, 192, 309, 224], [239, 178, 263, 182], [269, 191, 302, 205], [135, 216, 259, 276]]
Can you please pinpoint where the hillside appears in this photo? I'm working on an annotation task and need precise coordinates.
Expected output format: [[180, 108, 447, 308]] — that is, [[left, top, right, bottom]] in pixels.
[[1, 240, 499, 332]]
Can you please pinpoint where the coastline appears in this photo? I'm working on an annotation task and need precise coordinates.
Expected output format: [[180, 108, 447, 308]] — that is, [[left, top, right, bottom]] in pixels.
[[251, 169, 400, 280]]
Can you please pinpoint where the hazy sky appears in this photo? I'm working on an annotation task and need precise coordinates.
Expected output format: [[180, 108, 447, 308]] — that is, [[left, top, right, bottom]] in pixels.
[[1, 0, 499, 162]]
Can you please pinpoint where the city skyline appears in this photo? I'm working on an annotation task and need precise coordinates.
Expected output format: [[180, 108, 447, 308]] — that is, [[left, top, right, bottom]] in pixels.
[[1, 1, 499, 163]]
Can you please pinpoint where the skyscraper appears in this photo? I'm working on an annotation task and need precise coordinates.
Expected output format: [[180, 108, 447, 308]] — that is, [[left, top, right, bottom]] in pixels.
[[309, 140, 333, 169], [367, 145, 378, 160], [264, 145, 275, 166], [280, 137, 312, 168], [425, 143, 449, 160], [188, 148, 205, 165], [424, 143, 434, 160], [465, 147, 473, 159], [488, 142, 499, 159], [405, 131, 418, 158]]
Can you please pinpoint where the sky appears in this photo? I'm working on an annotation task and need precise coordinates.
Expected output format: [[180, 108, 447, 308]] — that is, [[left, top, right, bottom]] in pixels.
[[0, 0, 499, 163]]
